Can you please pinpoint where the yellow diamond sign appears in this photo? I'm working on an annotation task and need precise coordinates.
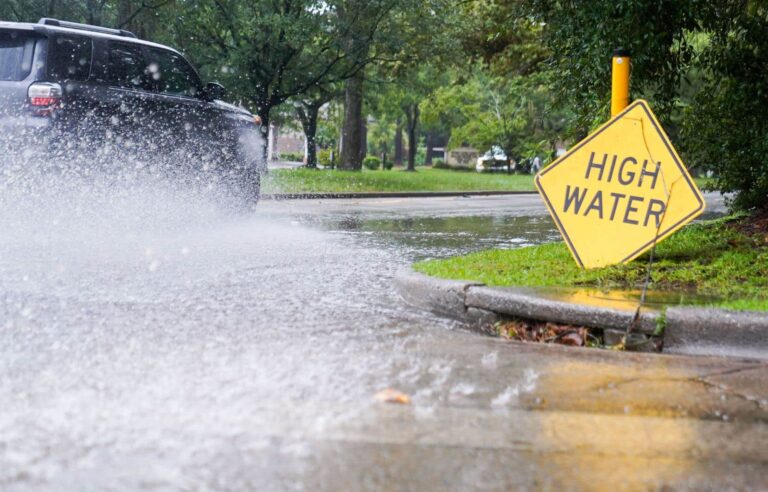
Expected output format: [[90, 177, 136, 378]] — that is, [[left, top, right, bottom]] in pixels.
[[535, 100, 705, 269]]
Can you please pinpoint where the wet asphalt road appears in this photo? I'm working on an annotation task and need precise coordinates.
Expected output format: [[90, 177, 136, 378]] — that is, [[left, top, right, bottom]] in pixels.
[[1, 187, 767, 491]]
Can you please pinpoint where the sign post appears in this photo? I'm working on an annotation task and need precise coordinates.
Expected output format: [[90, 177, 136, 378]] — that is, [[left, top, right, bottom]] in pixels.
[[611, 49, 631, 117]]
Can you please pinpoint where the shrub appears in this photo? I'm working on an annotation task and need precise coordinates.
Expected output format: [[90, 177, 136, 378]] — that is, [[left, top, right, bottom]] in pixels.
[[383, 159, 394, 170], [415, 146, 427, 166], [279, 151, 304, 162], [431, 159, 472, 172], [318, 148, 334, 167], [363, 155, 381, 170]]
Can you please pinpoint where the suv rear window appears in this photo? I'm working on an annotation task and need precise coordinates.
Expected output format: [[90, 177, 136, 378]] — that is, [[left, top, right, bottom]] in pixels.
[[0, 31, 35, 81], [47, 35, 92, 81]]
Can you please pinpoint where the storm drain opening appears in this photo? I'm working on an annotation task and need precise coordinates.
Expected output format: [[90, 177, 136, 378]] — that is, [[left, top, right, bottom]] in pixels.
[[490, 316, 663, 353]]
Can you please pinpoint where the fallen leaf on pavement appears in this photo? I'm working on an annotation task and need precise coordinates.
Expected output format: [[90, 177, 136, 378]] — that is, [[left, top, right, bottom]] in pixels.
[[374, 388, 411, 405]]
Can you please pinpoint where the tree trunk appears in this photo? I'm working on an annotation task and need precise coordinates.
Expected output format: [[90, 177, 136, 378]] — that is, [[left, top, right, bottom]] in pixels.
[[86, 0, 103, 25], [296, 103, 320, 168], [117, 0, 131, 26], [394, 119, 404, 166], [255, 107, 271, 169], [340, 74, 364, 170], [424, 132, 434, 165], [405, 104, 419, 172], [46, 0, 58, 17], [268, 123, 278, 162], [360, 115, 367, 162]]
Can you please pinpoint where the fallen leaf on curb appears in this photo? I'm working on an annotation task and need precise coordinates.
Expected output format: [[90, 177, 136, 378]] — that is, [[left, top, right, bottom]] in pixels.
[[374, 388, 411, 405]]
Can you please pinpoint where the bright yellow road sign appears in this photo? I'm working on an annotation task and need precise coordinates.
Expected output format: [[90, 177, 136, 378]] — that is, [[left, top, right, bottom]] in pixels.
[[535, 100, 705, 269]]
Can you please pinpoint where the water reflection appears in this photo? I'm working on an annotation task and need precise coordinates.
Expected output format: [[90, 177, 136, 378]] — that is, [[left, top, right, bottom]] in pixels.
[[523, 286, 724, 311]]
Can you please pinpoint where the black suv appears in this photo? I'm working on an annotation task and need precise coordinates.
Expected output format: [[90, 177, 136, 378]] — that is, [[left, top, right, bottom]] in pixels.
[[0, 18, 264, 200]]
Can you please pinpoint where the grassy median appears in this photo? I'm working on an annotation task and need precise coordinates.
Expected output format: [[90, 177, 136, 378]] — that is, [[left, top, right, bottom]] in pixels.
[[415, 214, 768, 311], [262, 167, 535, 194]]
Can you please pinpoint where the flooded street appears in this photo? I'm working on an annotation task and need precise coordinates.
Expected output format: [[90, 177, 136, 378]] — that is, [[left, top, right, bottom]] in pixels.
[[2, 186, 766, 491]]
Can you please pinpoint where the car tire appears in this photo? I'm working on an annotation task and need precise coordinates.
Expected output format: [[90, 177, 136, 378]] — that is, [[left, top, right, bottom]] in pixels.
[[231, 165, 260, 207]]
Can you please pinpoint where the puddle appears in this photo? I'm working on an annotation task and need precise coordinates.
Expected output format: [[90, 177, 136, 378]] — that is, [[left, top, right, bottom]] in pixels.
[[318, 214, 562, 260]]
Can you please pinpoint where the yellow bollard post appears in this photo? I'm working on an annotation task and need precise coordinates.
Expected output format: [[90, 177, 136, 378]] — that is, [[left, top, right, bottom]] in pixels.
[[611, 48, 631, 117]]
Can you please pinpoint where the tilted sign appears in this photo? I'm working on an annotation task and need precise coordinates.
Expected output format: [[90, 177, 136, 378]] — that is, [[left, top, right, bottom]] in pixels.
[[535, 100, 705, 269]]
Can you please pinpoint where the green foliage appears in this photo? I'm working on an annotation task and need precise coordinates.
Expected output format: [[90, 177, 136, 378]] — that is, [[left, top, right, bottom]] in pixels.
[[368, 117, 396, 156], [362, 155, 382, 170], [431, 159, 473, 172], [0, 0, 175, 41], [170, 0, 332, 115], [278, 152, 305, 163], [414, 145, 426, 166], [517, 0, 767, 210], [318, 148, 334, 167], [682, 4, 768, 211], [457, 1, 549, 76], [415, 216, 768, 311], [427, 71, 566, 163], [520, 0, 704, 133], [316, 99, 343, 150]]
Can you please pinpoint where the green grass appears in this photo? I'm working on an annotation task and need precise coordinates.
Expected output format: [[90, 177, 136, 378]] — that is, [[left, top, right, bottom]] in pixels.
[[415, 215, 768, 311], [263, 167, 535, 194]]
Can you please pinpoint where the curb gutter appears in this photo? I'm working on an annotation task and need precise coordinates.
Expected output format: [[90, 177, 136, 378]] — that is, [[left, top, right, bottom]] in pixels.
[[262, 191, 538, 200], [395, 269, 768, 360]]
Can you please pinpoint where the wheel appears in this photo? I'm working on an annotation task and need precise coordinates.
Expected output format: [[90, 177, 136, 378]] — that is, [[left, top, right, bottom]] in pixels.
[[244, 170, 261, 205], [229, 167, 260, 208]]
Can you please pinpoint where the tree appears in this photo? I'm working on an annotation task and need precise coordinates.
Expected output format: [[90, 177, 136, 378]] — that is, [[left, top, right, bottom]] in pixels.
[[394, 65, 447, 171], [520, 0, 768, 210], [335, 0, 403, 170], [1, 0, 174, 41], [171, 0, 374, 164], [292, 85, 342, 168], [0, 0, 83, 20], [427, 71, 561, 171], [682, 3, 768, 211], [367, 117, 395, 162], [420, 5, 565, 172], [336, 0, 461, 170], [520, 0, 704, 136]]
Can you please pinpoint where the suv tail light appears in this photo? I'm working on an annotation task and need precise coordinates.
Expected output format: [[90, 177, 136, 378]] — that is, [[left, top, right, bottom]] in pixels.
[[27, 82, 62, 115]]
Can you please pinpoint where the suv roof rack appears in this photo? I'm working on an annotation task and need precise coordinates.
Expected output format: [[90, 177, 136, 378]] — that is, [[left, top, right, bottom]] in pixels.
[[38, 18, 137, 39]]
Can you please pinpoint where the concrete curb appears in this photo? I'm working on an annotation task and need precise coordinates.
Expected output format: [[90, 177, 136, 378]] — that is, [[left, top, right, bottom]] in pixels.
[[395, 269, 768, 360], [665, 307, 768, 359], [395, 270, 659, 334], [262, 190, 538, 200], [394, 269, 483, 321], [466, 286, 659, 333]]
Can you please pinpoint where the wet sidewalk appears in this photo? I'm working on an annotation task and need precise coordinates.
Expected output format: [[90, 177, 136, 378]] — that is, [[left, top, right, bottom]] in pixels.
[[294, 337, 768, 491]]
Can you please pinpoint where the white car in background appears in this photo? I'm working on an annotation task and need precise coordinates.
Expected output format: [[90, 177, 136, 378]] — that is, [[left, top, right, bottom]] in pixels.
[[476, 146, 510, 172]]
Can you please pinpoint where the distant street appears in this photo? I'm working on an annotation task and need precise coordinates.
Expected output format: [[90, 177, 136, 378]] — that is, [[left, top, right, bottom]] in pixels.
[[2, 190, 766, 491]]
